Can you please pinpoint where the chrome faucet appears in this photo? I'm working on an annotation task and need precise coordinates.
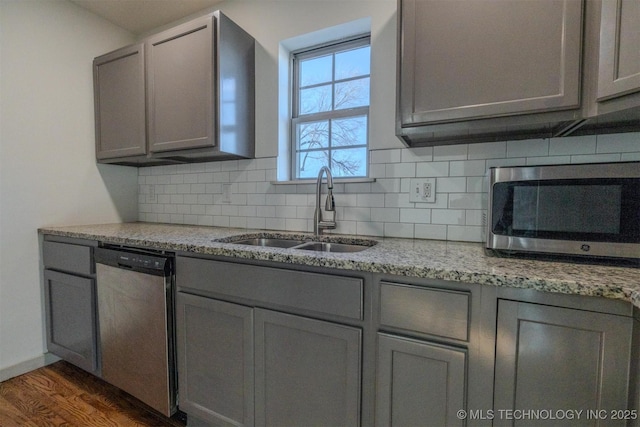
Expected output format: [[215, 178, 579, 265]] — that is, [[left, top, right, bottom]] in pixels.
[[314, 166, 336, 235]]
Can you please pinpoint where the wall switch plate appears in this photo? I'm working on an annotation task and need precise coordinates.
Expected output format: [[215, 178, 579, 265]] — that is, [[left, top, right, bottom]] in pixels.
[[409, 178, 436, 203]]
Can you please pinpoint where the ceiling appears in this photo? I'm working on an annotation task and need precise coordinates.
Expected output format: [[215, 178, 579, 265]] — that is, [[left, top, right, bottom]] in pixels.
[[70, 0, 225, 35]]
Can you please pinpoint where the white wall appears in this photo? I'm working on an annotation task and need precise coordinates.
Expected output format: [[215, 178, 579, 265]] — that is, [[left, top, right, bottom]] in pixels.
[[0, 0, 138, 376]]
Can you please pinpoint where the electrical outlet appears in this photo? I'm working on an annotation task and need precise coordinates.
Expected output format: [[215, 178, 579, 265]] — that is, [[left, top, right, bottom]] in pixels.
[[409, 178, 436, 203]]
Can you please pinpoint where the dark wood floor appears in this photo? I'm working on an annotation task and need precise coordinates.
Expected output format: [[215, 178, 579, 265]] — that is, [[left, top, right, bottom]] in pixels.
[[0, 361, 185, 427]]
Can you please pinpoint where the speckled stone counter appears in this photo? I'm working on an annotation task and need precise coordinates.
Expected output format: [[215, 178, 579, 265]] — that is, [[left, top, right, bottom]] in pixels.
[[39, 222, 640, 308]]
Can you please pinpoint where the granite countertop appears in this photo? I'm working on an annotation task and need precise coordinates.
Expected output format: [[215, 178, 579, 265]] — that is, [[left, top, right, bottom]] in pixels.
[[39, 222, 640, 308]]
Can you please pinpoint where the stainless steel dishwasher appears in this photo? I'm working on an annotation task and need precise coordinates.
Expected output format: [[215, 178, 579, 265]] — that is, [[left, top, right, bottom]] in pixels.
[[94, 245, 176, 417]]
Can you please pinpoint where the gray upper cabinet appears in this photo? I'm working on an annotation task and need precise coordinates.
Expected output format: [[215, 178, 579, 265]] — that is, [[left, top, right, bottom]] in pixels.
[[397, 0, 640, 146], [597, 0, 640, 102], [93, 44, 146, 160], [494, 299, 633, 426], [399, 0, 582, 125], [93, 11, 255, 166]]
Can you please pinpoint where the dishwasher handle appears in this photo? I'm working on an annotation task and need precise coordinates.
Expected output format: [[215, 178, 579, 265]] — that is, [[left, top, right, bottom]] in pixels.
[[95, 247, 172, 277]]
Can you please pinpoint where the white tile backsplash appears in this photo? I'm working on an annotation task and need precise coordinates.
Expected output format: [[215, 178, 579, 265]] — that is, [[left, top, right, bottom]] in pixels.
[[138, 132, 640, 243]]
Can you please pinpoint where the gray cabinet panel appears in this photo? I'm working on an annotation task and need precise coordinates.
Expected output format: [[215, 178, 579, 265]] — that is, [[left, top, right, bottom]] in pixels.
[[597, 0, 640, 101], [44, 270, 98, 374], [380, 282, 469, 341], [176, 293, 254, 427], [255, 309, 361, 427], [93, 43, 146, 159], [147, 17, 213, 153], [494, 300, 633, 426], [398, 0, 582, 126], [43, 241, 93, 276], [177, 257, 363, 320], [376, 334, 466, 427]]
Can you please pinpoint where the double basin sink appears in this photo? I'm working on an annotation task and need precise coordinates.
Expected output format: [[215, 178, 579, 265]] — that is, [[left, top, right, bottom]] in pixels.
[[221, 234, 377, 253]]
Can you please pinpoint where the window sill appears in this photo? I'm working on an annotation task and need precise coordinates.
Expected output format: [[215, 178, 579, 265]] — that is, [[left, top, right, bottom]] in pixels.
[[271, 177, 376, 185]]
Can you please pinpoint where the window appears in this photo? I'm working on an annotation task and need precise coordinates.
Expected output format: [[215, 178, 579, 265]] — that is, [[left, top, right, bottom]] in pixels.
[[292, 36, 370, 180]]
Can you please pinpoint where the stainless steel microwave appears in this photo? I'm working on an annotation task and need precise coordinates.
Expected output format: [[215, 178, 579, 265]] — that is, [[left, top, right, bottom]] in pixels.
[[485, 162, 640, 260]]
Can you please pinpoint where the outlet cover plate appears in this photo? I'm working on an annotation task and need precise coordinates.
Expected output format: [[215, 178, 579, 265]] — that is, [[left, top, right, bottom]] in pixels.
[[409, 178, 436, 203]]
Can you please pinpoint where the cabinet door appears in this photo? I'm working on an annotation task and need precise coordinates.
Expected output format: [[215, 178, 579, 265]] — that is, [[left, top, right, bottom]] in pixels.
[[597, 0, 640, 101], [43, 270, 98, 374], [255, 309, 361, 427], [93, 43, 146, 160], [147, 16, 214, 153], [494, 300, 633, 426], [376, 334, 466, 427], [176, 293, 254, 427], [398, 0, 583, 125]]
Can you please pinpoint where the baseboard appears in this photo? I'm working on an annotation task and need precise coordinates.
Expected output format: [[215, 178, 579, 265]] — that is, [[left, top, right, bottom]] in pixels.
[[0, 353, 61, 382]]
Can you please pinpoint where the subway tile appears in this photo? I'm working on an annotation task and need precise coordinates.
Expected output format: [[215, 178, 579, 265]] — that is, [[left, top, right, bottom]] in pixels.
[[276, 205, 297, 218], [357, 221, 384, 237], [369, 163, 386, 178], [183, 194, 198, 204], [596, 133, 640, 153], [190, 184, 205, 194], [436, 177, 466, 193], [170, 174, 184, 184], [176, 164, 191, 174], [221, 160, 239, 171], [570, 153, 621, 163], [371, 178, 401, 193], [447, 225, 483, 242], [213, 172, 230, 182], [205, 162, 222, 172], [205, 183, 222, 194], [205, 205, 221, 216], [622, 152, 640, 161], [197, 173, 214, 183], [238, 206, 257, 217], [237, 159, 255, 170], [432, 209, 465, 225], [265, 194, 285, 206], [184, 174, 198, 184], [486, 158, 526, 169], [256, 157, 277, 170], [248, 169, 266, 182], [247, 194, 267, 206], [342, 207, 372, 222], [345, 182, 371, 193], [296, 206, 314, 219], [286, 218, 310, 232], [449, 160, 486, 177], [221, 205, 238, 216], [229, 216, 247, 228], [400, 208, 431, 224], [506, 139, 548, 158], [357, 193, 385, 208], [257, 206, 276, 217], [176, 184, 191, 194], [371, 207, 400, 222], [433, 144, 468, 161], [449, 193, 483, 210], [526, 156, 571, 166], [386, 163, 416, 178], [191, 205, 206, 215], [335, 220, 357, 235], [414, 224, 447, 240], [213, 216, 230, 227], [336, 193, 358, 208], [246, 217, 266, 229], [286, 194, 308, 206], [466, 177, 484, 193], [384, 223, 414, 238], [549, 135, 596, 155], [468, 141, 507, 159], [401, 147, 433, 163], [266, 218, 287, 230], [385, 193, 413, 209], [371, 149, 401, 164], [238, 182, 257, 194], [416, 161, 449, 177], [465, 210, 484, 226]]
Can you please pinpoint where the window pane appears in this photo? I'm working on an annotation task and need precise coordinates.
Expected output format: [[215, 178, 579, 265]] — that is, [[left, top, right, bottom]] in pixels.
[[335, 46, 371, 80], [300, 55, 332, 87], [331, 116, 367, 147], [334, 77, 370, 110], [300, 84, 332, 114], [331, 147, 367, 178], [297, 120, 329, 150], [298, 151, 328, 179]]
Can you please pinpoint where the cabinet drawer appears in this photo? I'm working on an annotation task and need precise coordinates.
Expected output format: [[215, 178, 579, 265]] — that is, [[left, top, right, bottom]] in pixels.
[[43, 241, 93, 276], [380, 282, 469, 341], [177, 257, 363, 320]]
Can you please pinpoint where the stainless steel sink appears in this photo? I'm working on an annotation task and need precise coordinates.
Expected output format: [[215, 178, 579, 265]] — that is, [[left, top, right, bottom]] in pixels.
[[223, 234, 377, 253], [293, 242, 372, 253], [230, 238, 306, 248]]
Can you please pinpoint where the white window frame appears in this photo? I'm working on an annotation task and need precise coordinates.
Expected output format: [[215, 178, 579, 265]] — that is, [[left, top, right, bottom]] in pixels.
[[290, 35, 371, 180]]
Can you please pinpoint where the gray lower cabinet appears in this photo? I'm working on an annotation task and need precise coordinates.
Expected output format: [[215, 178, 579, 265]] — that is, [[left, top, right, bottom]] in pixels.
[[494, 299, 633, 426], [376, 333, 466, 427], [176, 292, 254, 427], [42, 238, 98, 375], [254, 309, 361, 427]]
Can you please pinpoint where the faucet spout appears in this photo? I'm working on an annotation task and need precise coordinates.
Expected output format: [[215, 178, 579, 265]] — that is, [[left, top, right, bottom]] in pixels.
[[314, 166, 337, 236]]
